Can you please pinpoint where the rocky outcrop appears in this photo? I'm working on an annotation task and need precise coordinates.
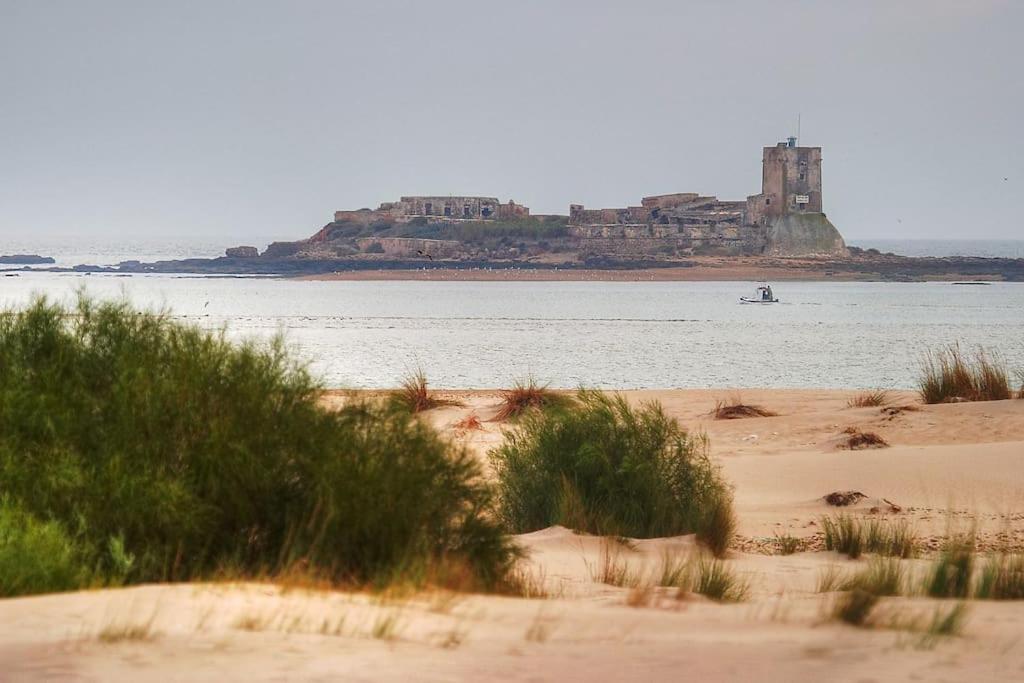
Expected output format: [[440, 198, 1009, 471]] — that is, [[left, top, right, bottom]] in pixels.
[[764, 213, 847, 257], [0, 254, 55, 264], [225, 246, 259, 258]]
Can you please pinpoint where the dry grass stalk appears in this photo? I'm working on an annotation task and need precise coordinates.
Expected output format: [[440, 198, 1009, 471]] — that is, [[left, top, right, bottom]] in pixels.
[[453, 413, 483, 432], [712, 398, 777, 420], [493, 378, 570, 421], [395, 369, 462, 413], [840, 427, 889, 450], [847, 389, 891, 408], [918, 344, 1013, 404]]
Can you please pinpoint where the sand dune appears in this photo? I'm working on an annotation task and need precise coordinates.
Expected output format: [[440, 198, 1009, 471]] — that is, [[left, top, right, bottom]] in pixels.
[[3, 389, 1024, 681]]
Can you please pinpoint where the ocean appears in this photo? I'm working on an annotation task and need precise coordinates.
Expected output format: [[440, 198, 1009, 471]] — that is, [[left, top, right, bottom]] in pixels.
[[1, 271, 1021, 390]]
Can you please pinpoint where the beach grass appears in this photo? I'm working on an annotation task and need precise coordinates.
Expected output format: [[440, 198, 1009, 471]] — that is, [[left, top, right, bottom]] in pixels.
[[712, 398, 777, 420], [925, 535, 975, 599], [692, 557, 749, 603], [821, 515, 917, 559], [0, 295, 518, 596], [393, 368, 462, 413], [975, 554, 1024, 600], [840, 427, 889, 449], [918, 344, 1012, 403], [490, 390, 734, 555], [493, 377, 573, 421], [847, 389, 891, 408]]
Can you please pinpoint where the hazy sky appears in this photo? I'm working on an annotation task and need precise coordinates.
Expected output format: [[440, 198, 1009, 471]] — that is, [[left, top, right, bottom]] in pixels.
[[2, 0, 1021, 246]]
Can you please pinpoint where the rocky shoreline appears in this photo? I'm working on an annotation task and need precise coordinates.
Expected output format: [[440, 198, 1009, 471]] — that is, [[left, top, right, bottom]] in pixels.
[[7, 253, 1024, 281]]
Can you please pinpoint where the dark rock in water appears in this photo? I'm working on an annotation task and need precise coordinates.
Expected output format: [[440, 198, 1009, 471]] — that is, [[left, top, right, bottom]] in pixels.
[[0, 254, 55, 264], [225, 246, 259, 258], [824, 491, 867, 506]]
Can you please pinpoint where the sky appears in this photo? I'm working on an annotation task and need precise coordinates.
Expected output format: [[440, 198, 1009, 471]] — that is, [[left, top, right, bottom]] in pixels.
[[1, 0, 1021, 247]]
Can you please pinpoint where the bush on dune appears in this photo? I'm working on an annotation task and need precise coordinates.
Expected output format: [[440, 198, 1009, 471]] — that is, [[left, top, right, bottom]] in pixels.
[[490, 390, 734, 556], [0, 498, 88, 597], [0, 295, 517, 596]]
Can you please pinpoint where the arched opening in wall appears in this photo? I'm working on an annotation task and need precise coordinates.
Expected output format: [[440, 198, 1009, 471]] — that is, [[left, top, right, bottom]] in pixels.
[[444, 204, 452, 217], [481, 206, 492, 218], [425, 202, 433, 215], [463, 205, 471, 218]]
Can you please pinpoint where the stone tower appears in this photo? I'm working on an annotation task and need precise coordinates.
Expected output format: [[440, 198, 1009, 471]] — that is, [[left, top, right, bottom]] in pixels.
[[760, 137, 823, 218]]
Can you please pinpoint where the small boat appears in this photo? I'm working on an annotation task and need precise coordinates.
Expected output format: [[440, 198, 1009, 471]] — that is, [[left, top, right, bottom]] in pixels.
[[740, 283, 779, 304]]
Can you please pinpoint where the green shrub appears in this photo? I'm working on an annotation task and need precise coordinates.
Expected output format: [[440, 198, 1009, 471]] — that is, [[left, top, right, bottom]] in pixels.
[[0, 498, 88, 597], [918, 344, 1012, 403], [0, 295, 516, 591], [490, 390, 734, 555]]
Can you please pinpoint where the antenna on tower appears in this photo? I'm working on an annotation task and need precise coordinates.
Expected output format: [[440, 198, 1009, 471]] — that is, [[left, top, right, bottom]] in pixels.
[[797, 113, 801, 144]]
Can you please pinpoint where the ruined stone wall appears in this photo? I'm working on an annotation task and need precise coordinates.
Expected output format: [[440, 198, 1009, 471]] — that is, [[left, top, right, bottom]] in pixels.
[[398, 196, 500, 220], [570, 224, 767, 256], [640, 193, 701, 209], [354, 237, 461, 258]]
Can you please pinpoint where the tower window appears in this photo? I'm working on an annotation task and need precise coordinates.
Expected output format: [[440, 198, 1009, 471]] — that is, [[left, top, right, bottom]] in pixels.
[[765, 197, 771, 205], [799, 173, 806, 181]]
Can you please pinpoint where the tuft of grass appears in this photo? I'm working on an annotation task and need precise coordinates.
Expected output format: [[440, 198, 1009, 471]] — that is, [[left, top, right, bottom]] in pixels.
[[453, 413, 483, 432], [591, 540, 643, 588], [864, 518, 917, 559], [712, 398, 777, 420], [817, 565, 846, 593], [490, 390, 735, 555], [920, 603, 969, 644], [370, 612, 401, 641], [822, 514, 864, 559], [840, 427, 889, 450], [493, 378, 572, 422], [847, 389, 891, 408], [774, 532, 803, 555], [625, 583, 655, 608], [0, 295, 518, 595], [657, 551, 690, 588], [925, 535, 975, 599], [393, 369, 462, 413], [503, 565, 550, 599], [691, 557, 749, 603], [841, 557, 906, 597], [97, 619, 159, 643], [975, 554, 1024, 600], [918, 344, 1012, 404], [822, 515, 916, 559], [833, 588, 879, 626]]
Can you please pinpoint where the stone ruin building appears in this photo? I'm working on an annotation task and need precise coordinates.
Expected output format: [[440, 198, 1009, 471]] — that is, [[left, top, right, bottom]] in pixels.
[[567, 137, 846, 257], [332, 196, 530, 225]]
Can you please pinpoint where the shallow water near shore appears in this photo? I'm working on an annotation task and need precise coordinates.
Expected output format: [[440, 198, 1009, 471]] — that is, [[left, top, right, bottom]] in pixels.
[[2, 272, 1022, 389]]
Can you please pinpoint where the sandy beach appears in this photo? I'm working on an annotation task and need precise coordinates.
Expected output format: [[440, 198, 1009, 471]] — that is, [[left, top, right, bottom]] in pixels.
[[2, 389, 1023, 682]]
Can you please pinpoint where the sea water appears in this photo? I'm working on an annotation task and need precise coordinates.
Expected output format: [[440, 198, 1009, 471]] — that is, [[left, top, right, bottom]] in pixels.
[[1, 272, 1021, 389]]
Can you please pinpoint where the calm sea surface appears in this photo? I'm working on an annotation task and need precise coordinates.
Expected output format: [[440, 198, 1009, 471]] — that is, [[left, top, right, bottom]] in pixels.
[[1, 272, 1021, 389]]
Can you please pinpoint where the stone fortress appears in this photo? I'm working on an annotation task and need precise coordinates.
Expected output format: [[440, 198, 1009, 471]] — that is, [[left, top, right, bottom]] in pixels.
[[563, 137, 844, 257], [274, 137, 847, 261]]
